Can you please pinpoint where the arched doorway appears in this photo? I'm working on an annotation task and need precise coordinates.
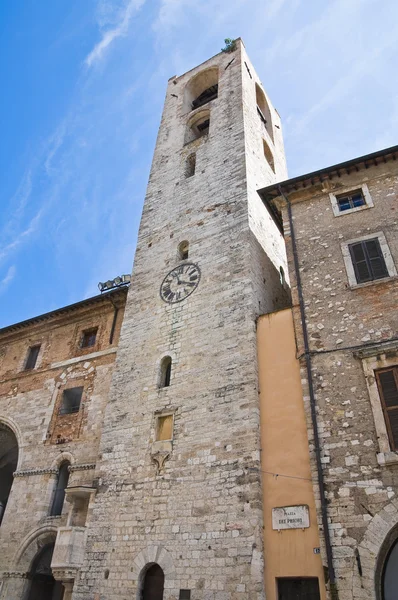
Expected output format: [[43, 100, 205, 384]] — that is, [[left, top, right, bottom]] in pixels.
[[141, 564, 164, 600], [26, 543, 64, 600], [0, 423, 18, 524], [382, 537, 398, 600]]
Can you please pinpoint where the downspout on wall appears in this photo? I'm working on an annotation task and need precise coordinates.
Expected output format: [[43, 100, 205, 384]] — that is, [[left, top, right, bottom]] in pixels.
[[278, 185, 338, 599]]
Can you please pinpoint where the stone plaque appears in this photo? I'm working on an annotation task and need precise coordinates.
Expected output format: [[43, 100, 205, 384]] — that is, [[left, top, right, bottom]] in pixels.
[[272, 505, 310, 530]]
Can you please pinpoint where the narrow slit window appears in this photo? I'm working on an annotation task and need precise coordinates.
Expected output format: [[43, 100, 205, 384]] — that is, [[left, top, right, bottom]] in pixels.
[[156, 414, 173, 441], [376, 367, 398, 451], [336, 189, 365, 212], [50, 461, 70, 516], [178, 241, 189, 260], [349, 238, 389, 284], [80, 327, 98, 348], [59, 387, 83, 415], [25, 345, 41, 370], [185, 154, 196, 177], [159, 356, 172, 388]]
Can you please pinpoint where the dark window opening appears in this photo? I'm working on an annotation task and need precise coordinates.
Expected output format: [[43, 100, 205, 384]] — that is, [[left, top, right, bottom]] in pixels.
[[349, 238, 389, 284], [279, 267, 285, 286], [27, 543, 64, 600], [0, 424, 18, 526], [185, 154, 196, 178], [277, 577, 320, 600], [25, 345, 41, 370], [376, 367, 398, 451], [59, 387, 83, 415], [179, 591, 191, 600], [50, 461, 70, 517], [159, 357, 172, 389], [197, 119, 209, 134], [382, 536, 398, 600], [81, 327, 98, 348], [192, 84, 218, 110], [336, 189, 365, 212], [142, 564, 164, 600], [178, 241, 189, 260]]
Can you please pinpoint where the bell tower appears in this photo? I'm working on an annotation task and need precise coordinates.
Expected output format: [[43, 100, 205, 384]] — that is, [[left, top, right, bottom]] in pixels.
[[74, 39, 289, 600]]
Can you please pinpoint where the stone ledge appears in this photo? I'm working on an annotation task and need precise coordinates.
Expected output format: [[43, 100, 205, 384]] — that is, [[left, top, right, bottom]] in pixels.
[[377, 452, 398, 466]]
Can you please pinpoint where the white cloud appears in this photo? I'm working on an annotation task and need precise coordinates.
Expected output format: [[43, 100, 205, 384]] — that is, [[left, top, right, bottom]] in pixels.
[[85, 0, 146, 67], [0, 265, 16, 294], [0, 209, 43, 264]]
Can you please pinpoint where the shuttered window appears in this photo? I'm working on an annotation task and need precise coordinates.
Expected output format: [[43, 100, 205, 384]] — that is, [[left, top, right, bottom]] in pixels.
[[376, 367, 398, 450], [349, 238, 389, 283]]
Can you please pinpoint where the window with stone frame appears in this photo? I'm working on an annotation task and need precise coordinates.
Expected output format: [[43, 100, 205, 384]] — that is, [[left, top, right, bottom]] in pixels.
[[376, 367, 398, 451], [156, 414, 174, 441], [80, 327, 98, 348], [329, 183, 373, 217], [341, 231, 397, 288], [59, 387, 83, 415], [24, 345, 41, 370]]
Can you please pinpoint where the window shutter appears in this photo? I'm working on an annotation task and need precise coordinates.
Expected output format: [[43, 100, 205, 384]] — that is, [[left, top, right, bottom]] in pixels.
[[349, 242, 371, 283], [376, 369, 398, 450], [364, 239, 389, 279]]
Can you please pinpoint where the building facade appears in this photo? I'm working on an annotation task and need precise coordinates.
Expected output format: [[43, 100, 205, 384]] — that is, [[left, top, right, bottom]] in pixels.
[[1, 38, 396, 600], [260, 145, 398, 600]]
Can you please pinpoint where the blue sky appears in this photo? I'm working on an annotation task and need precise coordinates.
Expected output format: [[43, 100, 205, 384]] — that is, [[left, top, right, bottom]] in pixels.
[[1, 0, 398, 327]]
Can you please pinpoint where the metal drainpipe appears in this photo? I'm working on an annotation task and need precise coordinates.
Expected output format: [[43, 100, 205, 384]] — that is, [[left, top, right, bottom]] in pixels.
[[108, 296, 119, 345], [278, 185, 338, 598]]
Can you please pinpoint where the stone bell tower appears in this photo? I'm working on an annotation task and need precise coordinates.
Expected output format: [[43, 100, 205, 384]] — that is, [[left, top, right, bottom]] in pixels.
[[74, 39, 289, 600]]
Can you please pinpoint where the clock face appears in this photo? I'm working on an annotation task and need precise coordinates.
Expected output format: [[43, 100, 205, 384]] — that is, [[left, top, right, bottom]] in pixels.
[[160, 263, 201, 303]]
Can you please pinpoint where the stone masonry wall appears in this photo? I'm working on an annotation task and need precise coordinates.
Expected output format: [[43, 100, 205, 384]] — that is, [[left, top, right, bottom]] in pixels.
[[282, 160, 398, 599], [0, 290, 126, 599]]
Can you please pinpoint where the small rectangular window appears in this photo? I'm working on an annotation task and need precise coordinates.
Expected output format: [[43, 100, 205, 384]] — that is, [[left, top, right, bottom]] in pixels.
[[179, 591, 191, 600], [25, 345, 41, 370], [277, 577, 320, 600], [80, 328, 98, 348], [376, 367, 398, 451], [156, 415, 173, 441], [349, 238, 389, 284], [336, 189, 365, 212], [59, 387, 83, 415]]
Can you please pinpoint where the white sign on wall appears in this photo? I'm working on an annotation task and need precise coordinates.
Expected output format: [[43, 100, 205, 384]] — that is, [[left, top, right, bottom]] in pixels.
[[272, 505, 310, 530]]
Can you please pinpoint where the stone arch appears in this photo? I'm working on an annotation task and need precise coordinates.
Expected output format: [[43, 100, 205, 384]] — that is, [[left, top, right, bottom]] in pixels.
[[50, 452, 75, 470], [13, 525, 58, 572], [184, 109, 210, 145], [0, 415, 23, 470], [255, 83, 274, 142], [0, 421, 19, 525], [183, 67, 218, 113], [132, 546, 175, 594], [352, 498, 398, 599]]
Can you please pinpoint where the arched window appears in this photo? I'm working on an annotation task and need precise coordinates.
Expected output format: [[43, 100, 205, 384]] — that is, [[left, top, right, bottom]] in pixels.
[[185, 153, 196, 177], [27, 543, 64, 600], [185, 110, 210, 145], [178, 241, 189, 260], [382, 538, 398, 600], [141, 564, 164, 600], [159, 357, 172, 389], [263, 139, 275, 173], [256, 83, 274, 141], [0, 423, 18, 525], [50, 461, 70, 516], [183, 67, 219, 113]]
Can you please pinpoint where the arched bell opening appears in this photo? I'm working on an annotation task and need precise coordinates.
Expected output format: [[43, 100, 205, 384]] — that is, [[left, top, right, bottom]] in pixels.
[[139, 563, 164, 600], [0, 423, 18, 525], [26, 543, 64, 600]]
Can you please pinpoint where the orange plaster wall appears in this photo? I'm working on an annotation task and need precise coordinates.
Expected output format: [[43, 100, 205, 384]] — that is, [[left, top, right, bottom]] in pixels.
[[257, 308, 326, 600]]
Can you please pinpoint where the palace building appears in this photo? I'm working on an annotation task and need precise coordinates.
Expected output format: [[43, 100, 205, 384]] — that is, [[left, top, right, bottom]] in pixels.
[[0, 39, 397, 600]]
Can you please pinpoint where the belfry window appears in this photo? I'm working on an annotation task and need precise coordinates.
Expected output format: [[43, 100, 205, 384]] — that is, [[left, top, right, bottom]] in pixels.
[[255, 83, 274, 141], [159, 356, 172, 388], [50, 461, 70, 516], [185, 111, 210, 144], [183, 67, 219, 114], [263, 139, 275, 172], [192, 84, 218, 110]]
